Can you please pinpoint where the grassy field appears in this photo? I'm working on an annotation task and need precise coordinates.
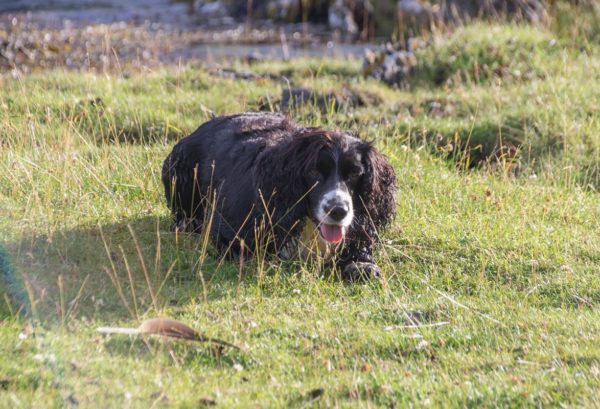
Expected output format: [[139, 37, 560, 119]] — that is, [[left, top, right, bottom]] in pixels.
[[1, 23, 600, 407]]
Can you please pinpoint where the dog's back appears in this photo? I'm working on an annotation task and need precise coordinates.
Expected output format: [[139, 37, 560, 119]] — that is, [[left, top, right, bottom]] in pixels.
[[161, 112, 296, 242]]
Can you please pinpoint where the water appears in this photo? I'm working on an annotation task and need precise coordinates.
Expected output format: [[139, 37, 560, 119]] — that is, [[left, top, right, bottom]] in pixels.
[[182, 42, 370, 61]]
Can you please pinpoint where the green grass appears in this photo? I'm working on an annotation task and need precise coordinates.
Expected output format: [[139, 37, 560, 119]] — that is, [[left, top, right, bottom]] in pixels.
[[1, 24, 600, 407]]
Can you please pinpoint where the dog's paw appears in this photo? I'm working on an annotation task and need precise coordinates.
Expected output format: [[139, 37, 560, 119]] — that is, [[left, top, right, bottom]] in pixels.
[[342, 262, 381, 282], [173, 218, 202, 234]]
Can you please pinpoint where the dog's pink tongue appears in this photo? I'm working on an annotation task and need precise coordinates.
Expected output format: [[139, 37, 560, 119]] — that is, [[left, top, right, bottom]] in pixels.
[[320, 224, 344, 243]]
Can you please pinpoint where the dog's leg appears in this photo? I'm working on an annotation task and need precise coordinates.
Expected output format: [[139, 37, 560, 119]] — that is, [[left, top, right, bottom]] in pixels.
[[173, 216, 203, 234], [338, 241, 381, 282]]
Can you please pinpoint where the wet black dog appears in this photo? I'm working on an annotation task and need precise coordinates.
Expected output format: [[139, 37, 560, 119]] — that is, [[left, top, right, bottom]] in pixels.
[[161, 112, 396, 280]]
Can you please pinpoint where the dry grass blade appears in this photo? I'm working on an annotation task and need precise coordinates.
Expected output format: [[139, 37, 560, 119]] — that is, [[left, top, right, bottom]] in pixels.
[[97, 317, 239, 349], [127, 224, 158, 312], [383, 321, 450, 331]]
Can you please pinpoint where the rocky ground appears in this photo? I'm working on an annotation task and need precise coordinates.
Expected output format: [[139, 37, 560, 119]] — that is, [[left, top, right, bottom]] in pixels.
[[0, 0, 365, 74], [0, 0, 553, 75], [0, 13, 350, 74]]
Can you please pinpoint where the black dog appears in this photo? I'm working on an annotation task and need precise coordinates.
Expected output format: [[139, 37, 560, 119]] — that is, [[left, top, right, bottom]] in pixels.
[[161, 112, 396, 280]]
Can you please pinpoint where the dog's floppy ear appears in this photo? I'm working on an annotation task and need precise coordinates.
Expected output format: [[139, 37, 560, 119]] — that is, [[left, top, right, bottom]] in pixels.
[[356, 142, 397, 229], [253, 130, 327, 241]]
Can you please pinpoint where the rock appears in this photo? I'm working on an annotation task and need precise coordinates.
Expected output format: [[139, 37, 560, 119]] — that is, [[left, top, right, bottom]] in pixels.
[[396, 0, 546, 34], [328, 0, 373, 36], [281, 87, 338, 111], [193, 0, 236, 25], [350, 0, 374, 31], [328, 0, 359, 34], [192, 0, 305, 23], [397, 0, 441, 32], [436, 0, 546, 24], [363, 42, 418, 87], [193, 0, 229, 18], [261, 86, 380, 112], [189, 0, 374, 35], [265, 0, 300, 21]]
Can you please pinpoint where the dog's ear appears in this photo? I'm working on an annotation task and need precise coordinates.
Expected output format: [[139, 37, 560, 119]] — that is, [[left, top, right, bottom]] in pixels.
[[253, 131, 326, 241], [356, 142, 397, 230]]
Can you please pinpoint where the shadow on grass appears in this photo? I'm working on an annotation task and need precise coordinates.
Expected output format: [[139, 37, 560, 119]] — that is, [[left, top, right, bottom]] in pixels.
[[1, 214, 351, 325], [1, 216, 244, 323], [101, 336, 252, 370], [399, 114, 555, 171]]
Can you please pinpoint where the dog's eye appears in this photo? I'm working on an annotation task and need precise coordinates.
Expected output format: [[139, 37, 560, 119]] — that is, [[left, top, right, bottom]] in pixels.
[[346, 167, 363, 179]]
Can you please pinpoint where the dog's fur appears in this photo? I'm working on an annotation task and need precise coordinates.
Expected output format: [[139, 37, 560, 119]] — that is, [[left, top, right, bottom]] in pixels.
[[161, 112, 396, 280]]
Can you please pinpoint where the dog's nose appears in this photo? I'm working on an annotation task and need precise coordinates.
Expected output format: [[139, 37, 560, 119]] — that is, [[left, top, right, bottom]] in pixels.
[[328, 205, 348, 222]]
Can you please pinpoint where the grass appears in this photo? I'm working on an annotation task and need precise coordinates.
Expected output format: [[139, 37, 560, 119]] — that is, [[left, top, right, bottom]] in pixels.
[[1, 23, 600, 407]]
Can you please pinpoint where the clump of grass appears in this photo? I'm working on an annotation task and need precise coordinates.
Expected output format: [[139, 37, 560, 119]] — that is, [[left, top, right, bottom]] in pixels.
[[412, 23, 558, 86], [548, 0, 600, 47], [356, 23, 600, 178]]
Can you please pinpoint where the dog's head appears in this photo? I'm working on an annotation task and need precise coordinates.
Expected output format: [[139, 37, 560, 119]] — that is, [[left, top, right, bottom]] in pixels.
[[305, 133, 364, 243], [255, 129, 396, 245]]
